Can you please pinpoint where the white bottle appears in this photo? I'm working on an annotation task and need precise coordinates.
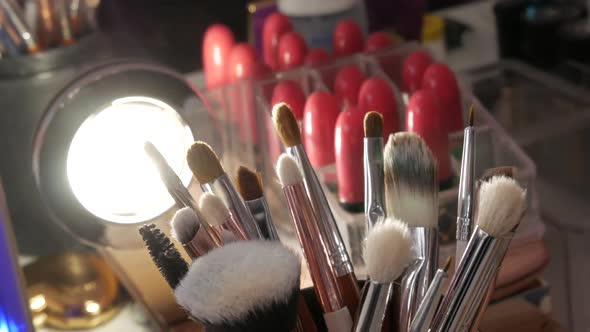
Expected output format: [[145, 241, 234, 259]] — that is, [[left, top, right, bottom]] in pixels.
[[278, 0, 368, 51]]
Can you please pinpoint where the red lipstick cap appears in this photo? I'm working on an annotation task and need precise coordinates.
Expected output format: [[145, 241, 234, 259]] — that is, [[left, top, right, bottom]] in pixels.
[[333, 19, 364, 57], [263, 13, 293, 70], [421, 63, 463, 133], [402, 50, 433, 93], [358, 77, 401, 139], [303, 91, 340, 168], [277, 31, 308, 70], [202, 24, 235, 89], [334, 65, 366, 107]]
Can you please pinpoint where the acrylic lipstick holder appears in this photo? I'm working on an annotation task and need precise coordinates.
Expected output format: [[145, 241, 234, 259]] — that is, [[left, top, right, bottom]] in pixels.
[[194, 42, 542, 271]]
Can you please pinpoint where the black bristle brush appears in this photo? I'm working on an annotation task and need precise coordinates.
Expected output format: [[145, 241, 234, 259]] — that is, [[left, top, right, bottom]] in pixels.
[[139, 223, 188, 289]]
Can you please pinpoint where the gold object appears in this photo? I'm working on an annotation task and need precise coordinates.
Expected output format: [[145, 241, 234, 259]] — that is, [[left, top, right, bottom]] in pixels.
[[24, 252, 123, 330]]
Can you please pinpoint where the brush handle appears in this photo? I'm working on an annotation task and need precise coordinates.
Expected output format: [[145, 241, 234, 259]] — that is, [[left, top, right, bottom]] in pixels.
[[296, 297, 319, 332], [336, 272, 361, 319], [288, 145, 354, 276], [324, 307, 353, 332], [364, 137, 386, 230], [353, 281, 392, 332]]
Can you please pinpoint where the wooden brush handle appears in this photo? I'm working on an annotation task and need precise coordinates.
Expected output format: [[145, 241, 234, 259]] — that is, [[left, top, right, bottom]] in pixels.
[[336, 272, 361, 318], [296, 297, 319, 332]]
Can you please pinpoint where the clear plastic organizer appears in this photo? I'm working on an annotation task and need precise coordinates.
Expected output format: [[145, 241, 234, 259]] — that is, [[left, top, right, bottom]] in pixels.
[[191, 44, 542, 270]]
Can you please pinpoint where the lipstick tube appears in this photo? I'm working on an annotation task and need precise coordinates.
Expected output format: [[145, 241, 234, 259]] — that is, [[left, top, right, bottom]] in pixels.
[[353, 281, 393, 332], [430, 227, 514, 332], [456, 125, 476, 267], [398, 227, 438, 332], [409, 263, 449, 332], [201, 174, 262, 240], [287, 144, 360, 315], [363, 135, 385, 230], [335, 106, 365, 212]]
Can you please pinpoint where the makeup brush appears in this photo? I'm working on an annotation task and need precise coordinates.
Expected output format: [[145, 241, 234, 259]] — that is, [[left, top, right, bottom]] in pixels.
[[456, 105, 476, 268], [199, 192, 249, 241], [236, 166, 279, 240], [480, 166, 514, 183], [353, 218, 412, 332], [0, 0, 39, 53], [277, 153, 353, 332], [272, 103, 360, 317], [171, 207, 217, 260], [430, 176, 526, 332], [409, 256, 452, 332], [175, 241, 301, 332], [364, 111, 386, 231], [237, 165, 319, 332], [144, 141, 222, 247], [139, 224, 188, 290], [384, 132, 439, 332], [186, 141, 262, 239]]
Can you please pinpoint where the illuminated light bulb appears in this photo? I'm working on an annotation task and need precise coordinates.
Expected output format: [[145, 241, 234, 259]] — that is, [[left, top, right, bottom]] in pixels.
[[67, 96, 194, 224]]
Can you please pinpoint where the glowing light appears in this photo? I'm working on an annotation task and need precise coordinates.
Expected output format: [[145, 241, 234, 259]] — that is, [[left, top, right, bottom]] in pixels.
[[67, 96, 194, 224], [29, 295, 46, 312], [84, 301, 100, 315], [213, 47, 222, 65]]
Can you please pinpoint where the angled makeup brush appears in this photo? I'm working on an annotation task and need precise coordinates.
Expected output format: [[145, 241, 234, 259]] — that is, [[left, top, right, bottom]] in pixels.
[[384, 132, 439, 332], [187, 141, 262, 239], [353, 218, 412, 332], [236, 166, 279, 240], [139, 223, 188, 289], [199, 192, 247, 241], [409, 256, 452, 332], [480, 166, 514, 183], [171, 207, 217, 260], [272, 103, 360, 317], [144, 141, 222, 247], [456, 105, 476, 268], [277, 153, 353, 332], [430, 176, 526, 332], [174, 241, 301, 332], [364, 111, 386, 231]]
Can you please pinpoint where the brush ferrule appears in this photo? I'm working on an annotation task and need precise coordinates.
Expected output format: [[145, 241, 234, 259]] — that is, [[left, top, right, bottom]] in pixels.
[[287, 145, 353, 276], [202, 174, 262, 240], [246, 197, 280, 241], [183, 226, 218, 260], [364, 137, 386, 230], [176, 194, 222, 247], [353, 280, 393, 332], [430, 227, 514, 332], [397, 226, 438, 332], [409, 268, 448, 332], [283, 183, 344, 313], [457, 127, 475, 231]]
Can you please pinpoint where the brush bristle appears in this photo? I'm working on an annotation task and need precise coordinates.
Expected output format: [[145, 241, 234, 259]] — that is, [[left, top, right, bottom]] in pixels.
[[476, 176, 526, 237], [468, 104, 475, 127], [236, 166, 264, 201], [171, 207, 200, 244], [187, 141, 225, 184], [364, 218, 411, 283], [139, 224, 188, 289], [384, 132, 438, 228], [272, 103, 301, 147], [364, 111, 383, 138], [174, 241, 301, 327], [199, 192, 230, 227], [276, 153, 303, 186], [481, 166, 515, 182]]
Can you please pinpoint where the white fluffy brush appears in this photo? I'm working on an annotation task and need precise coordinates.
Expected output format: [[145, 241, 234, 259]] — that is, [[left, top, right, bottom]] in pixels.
[[174, 241, 301, 332]]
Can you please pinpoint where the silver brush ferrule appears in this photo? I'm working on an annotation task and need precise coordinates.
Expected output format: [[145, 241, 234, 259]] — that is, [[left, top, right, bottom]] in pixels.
[[398, 226, 439, 332], [353, 280, 393, 332], [364, 137, 385, 231], [245, 197, 280, 241], [288, 145, 353, 276], [409, 267, 448, 332], [456, 126, 476, 265], [201, 174, 262, 239], [430, 227, 514, 332]]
